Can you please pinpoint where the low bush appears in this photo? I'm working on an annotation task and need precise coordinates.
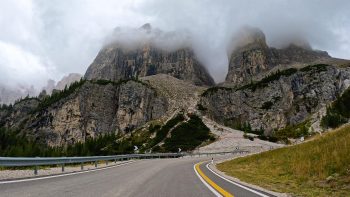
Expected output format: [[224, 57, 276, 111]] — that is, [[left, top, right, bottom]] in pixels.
[[321, 87, 350, 128], [300, 64, 328, 72], [261, 101, 274, 110], [149, 114, 185, 148], [274, 120, 310, 139], [162, 114, 213, 152]]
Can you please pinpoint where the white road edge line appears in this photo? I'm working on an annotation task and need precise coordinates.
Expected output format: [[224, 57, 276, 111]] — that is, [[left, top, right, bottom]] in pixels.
[[206, 163, 270, 197], [0, 161, 136, 185], [193, 163, 222, 197]]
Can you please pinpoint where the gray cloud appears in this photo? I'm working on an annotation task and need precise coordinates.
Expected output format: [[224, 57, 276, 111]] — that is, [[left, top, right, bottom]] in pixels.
[[0, 0, 349, 88]]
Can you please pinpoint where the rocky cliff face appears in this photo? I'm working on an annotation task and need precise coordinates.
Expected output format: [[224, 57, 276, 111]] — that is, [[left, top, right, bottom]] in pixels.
[[2, 80, 168, 146], [85, 45, 214, 86], [201, 64, 350, 134], [84, 24, 214, 86], [225, 27, 330, 87]]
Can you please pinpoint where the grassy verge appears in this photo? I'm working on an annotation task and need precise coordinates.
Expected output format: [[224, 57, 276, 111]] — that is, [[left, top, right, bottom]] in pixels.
[[217, 125, 350, 197]]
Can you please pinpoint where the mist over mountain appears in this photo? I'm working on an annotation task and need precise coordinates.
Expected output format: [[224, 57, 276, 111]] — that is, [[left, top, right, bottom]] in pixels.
[[0, 73, 82, 104], [1, 0, 349, 89]]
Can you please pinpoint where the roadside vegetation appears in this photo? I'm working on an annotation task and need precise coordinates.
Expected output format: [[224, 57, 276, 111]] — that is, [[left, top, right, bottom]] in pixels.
[[273, 120, 311, 143], [0, 113, 214, 156], [217, 124, 350, 197], [0, 127, 136, 157], [321, 87, 350, 129]]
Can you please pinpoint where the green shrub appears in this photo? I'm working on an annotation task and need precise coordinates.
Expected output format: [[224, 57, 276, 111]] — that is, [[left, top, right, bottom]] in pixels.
[[149, 124, 161, 133], [274, 121, 310, 139], [149, 114, 185, 148], [261, 101, 274, 110], [300, 64, 328, 72], [321, 87, 350, 128], [321, 109, 347, 129], [197, 103, 207, 111], [162, 114, 213, 152]]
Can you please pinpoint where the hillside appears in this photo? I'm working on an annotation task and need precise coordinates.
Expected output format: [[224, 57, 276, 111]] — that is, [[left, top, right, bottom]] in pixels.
[[1, 26, 350, 156], [199, 27, 350, 138], [217, 124, 350, 197]]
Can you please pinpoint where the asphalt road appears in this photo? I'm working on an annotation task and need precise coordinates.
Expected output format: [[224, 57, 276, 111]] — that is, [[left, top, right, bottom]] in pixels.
[[0, 157, 275, 197]]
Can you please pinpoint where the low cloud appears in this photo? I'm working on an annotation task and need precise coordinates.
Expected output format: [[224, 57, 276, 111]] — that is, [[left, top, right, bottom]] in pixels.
[[0, 0, 349, 87]]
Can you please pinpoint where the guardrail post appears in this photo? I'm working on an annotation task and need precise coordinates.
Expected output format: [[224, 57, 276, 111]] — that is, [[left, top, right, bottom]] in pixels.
[[34, 166, 38, 175], [106, 160, 108, 166], [114, 159, 116, 163], [62, 163, 65, 172], [95, 161, 97, 168], [81, 163, 84, 170]]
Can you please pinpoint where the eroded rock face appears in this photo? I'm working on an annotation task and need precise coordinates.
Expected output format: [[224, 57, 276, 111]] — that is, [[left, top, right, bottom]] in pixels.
[[3, 80, 167, 146], [225, 27, 330, 87], [201, 65, 350, 134], [84, 44, 215, 86]]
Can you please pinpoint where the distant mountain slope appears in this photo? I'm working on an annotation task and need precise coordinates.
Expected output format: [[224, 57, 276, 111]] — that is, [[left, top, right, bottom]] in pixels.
[[1, 80, 167, 146], [200, 27, 350, 137], [225, 27, 331, 87], [0, 85, 35, 105]]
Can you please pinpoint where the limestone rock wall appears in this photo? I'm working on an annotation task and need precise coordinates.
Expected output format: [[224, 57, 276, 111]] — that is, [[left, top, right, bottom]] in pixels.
[[84, 44, 215, 86], [2, 81, 168, 146], [201, 66, 350, 133]]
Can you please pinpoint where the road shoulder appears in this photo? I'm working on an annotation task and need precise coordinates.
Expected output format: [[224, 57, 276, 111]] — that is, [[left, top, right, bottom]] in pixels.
[[210, 159, 290, 197]]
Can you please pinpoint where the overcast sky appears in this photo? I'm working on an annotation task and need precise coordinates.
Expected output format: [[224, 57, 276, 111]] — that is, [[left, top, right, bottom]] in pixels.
[[1, 0, 349, 89]]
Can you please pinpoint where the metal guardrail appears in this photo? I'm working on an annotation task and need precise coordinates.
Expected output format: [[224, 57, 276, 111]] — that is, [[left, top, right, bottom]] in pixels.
[[0, 150, 249, 175]]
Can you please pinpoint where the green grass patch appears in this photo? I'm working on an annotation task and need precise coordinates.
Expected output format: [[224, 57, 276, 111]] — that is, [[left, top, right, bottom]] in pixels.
[[217, 125, 350, 197]]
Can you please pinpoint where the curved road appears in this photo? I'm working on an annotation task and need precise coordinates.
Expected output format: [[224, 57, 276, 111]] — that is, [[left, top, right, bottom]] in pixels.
[[0, 157, 275, 197]]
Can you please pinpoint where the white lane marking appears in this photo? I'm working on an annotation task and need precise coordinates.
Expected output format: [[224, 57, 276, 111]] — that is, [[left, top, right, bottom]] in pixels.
[[193, 163, 222, 197], [206, 163, 270, 197], [0, 161, 135, 185]]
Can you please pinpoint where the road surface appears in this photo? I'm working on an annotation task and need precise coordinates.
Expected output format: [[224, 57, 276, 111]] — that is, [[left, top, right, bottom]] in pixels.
[[0, 157, 275, 197]]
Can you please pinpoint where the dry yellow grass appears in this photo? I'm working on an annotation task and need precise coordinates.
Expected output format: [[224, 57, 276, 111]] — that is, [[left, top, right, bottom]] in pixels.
[[217, 125, 350, 197]]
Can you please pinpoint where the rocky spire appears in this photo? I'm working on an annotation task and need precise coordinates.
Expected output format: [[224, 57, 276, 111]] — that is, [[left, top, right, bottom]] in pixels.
[[225, 27, 330, 86], [84, 24, 215, 86]]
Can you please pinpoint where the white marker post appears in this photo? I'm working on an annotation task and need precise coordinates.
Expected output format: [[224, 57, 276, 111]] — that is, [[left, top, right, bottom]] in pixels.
[[134, 146, 139, 154]]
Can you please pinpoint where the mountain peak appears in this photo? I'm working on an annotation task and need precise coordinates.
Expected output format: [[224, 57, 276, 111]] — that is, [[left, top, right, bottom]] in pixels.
[[229, 26, 267, 53], [140, 23, 152, 31]]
